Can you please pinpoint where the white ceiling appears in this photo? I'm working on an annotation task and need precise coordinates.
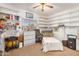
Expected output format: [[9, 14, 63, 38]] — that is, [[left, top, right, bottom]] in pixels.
[[0, 3, 79, 18]]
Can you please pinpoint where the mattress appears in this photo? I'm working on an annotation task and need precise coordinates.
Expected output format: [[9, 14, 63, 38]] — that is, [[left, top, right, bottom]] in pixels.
[[42, 37, 63, 52]]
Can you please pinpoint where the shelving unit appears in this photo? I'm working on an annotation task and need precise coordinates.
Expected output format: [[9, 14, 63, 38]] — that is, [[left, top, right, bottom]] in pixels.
[[0, 10, 20, 55], [0, 6, 37, 55]]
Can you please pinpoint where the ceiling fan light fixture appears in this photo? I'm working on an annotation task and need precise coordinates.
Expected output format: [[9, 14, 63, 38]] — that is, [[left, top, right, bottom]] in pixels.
[[41, 3, 45, 12], [33, 3, 53, 12]]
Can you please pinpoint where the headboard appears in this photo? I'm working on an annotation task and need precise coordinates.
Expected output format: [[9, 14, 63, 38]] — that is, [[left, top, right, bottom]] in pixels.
[[41, 30, 53, 37]]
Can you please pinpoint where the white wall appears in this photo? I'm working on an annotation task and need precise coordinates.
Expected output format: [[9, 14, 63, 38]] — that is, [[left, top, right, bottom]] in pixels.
[[0, 6, 40, 30], [37, 17, 53, 32], [49, 8, 79, 40], [65, 27, 79, 35], [0, 5, 49, 32]]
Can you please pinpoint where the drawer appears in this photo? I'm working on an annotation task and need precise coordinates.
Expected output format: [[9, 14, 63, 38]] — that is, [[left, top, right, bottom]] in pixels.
[[24, 41, 35, 46], [24, 36, 35, 39], [24, 38, 35, 42], [24, 41, 35, 44], [24, 31, 35, 36], [24, 34, 35, 36], [68, 41, 76, 45], [69, 46, 73, 48], [24, 42, 34, 45], [24, 43, 34, 46], [68, 39, 76, 42], [68, 42, 73, 47], [24, 39, 35, 43], [68, 41, 73, 44], [68, 39, 76, 44], [68, 43, 76, 49], [68, 45, 76, 50]]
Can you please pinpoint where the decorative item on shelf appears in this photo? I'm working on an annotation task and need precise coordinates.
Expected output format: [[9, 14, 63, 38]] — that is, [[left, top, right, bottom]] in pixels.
[[0, 18, 7, 21], [19, 42, 23, 48], [5, 14, 19, 20], [7, 40, 13, 48], [0, 25, 4, 29], [5, 14, 10, 19], [13, 40, 16, 48], [15, 22, 19, 26], [10, 14, 14, 20], [14, 16, 19, 20], [4, 20, 18, 30], [5, 36, 19, 52], [21, 18, 35, 31], [0, 18, 6, 29], [26, 12, 33, 19]]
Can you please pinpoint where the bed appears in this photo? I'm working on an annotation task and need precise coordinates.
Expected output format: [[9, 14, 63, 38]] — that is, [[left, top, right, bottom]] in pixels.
[[42, 37, 63, 52]]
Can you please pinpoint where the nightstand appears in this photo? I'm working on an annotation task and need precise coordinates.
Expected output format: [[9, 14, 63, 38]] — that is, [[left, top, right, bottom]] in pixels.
[[67, 35, 77, 50], [68, 38, 76, 50]]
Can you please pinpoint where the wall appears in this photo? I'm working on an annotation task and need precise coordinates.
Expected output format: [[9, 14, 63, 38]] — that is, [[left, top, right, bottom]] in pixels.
[[49, 8, 79, 40], [0, 6, 19, 16], [37, 17, 53, 32], [0, 6, 40, 30], [0, 4, 56, 32]]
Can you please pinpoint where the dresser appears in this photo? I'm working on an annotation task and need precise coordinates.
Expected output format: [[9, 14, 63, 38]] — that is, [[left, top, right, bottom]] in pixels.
[[24, 31, 35, 46], [67, 35, 76, 50]]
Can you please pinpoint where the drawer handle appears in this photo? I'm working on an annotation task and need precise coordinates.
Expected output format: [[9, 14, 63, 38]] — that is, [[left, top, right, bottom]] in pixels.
[[69, 46, 72, 48], [70, 42, 72, 43]]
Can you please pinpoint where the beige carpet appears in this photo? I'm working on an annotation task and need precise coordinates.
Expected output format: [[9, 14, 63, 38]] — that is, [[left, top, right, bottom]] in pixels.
[[3, 43, 79, 56]]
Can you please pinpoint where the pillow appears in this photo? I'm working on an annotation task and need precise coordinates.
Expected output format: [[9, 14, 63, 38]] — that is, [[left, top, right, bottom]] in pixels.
[[53, 32, 62, 41]]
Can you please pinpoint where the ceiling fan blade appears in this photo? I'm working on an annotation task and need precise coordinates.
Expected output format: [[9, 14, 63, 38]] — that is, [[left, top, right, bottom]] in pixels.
[[46, 5, 53, 8], [33, 5, 40, 8]]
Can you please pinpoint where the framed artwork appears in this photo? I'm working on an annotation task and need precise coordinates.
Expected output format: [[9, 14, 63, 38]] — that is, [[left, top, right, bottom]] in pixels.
[[15, 16, 19, 20], [26, 12, 33, 19]]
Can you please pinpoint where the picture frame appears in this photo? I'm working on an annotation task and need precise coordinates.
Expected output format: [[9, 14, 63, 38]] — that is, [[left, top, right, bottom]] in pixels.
[[26, 12, 33, 19]]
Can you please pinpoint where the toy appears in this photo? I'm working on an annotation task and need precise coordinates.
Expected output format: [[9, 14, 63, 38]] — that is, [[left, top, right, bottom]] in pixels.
[[7, 40, 12, 48]]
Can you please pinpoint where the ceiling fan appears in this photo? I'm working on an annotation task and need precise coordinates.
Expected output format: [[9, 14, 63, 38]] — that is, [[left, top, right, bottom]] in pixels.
[[33, 3, 53, 12]]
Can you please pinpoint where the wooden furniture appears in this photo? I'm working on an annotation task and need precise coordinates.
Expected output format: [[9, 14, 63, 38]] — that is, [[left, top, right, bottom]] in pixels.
[[24, 31, 35, 46], [62, 40, 68, 47], [17, 34, 24, 47], [17, 34, 24, 42], [67, 35, 77, 50]]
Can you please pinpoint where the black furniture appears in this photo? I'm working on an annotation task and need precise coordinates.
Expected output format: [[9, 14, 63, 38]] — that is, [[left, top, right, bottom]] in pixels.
[[35, 29, 43, 43], [67, 35, 77, 50]]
